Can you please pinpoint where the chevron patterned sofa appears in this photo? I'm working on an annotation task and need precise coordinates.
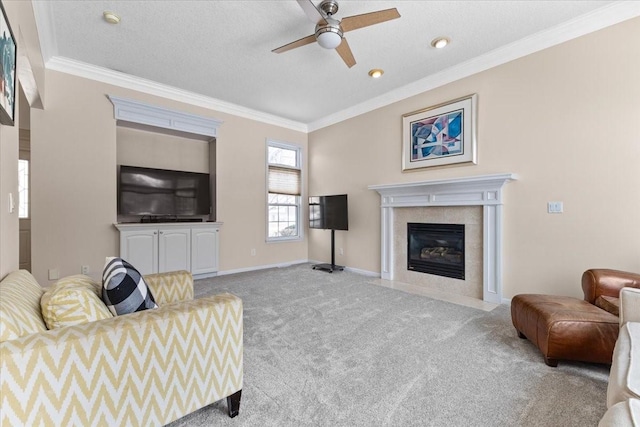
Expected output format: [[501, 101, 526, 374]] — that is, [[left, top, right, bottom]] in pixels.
[[0, 269, 243, 426]]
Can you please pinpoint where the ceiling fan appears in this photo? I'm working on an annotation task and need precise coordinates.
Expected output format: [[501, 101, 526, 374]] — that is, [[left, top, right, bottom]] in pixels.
[[272, 0, 401, 68]]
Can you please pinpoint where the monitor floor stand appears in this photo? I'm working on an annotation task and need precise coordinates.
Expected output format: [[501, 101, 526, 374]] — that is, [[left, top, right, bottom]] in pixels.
[[312, 229, 344, 273]]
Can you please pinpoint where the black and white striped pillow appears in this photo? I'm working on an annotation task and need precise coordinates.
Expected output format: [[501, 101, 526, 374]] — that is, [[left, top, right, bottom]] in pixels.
[[102, 257, 158, 316]]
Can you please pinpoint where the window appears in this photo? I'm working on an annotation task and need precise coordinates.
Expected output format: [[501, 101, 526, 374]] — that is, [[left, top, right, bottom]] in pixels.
[[267, 141, 302, 241], [18, 159, 29, 219]]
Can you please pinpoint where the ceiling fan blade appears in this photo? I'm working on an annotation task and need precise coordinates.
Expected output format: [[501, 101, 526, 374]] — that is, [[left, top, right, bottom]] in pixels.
[[272, 34, 317, 54], [340, 8, 400, 33], [297, 0, 327, 25], [335, 37, 356, 68]]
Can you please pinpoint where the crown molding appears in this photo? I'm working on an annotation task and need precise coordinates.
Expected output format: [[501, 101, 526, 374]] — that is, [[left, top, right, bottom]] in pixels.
[[31, 0, 56, 64], [307, 1, 640, 132], [45, 56, 308, 133]]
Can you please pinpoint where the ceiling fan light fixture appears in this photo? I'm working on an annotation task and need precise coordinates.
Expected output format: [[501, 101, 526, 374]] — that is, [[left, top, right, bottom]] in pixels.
[[315, 24, 343, 49], [103, 11, 121, 25], [368, 69, 384, 78], [431, 37, 450, 49]]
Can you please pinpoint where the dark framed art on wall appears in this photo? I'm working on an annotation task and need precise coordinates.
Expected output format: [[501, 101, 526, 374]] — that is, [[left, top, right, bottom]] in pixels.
[[0, 0, 16, 127]]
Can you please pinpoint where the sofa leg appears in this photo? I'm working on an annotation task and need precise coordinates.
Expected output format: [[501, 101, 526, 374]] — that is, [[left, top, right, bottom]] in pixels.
[[227, 390, 242, 418], [544, 356, 559, 367], [517, 330, 527, 339]]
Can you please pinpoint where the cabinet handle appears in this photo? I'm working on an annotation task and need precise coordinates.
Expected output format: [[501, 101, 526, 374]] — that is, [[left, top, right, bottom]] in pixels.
[[159, 231, 163, 235], [154, 231, 158, 235]]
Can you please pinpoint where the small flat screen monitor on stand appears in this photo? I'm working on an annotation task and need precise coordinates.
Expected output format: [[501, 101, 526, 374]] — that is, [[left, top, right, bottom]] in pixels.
[[309, 194, 348, 273]]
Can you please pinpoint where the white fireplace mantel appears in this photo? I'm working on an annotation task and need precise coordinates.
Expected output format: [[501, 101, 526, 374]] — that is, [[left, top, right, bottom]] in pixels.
[[368, 173, 517, 304]]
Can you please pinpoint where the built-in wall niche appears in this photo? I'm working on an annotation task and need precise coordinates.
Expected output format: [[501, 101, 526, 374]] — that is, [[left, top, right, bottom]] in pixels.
[[109, 96, 222, 223], [116, 127, 210, 174], [116, 127, 215, 223]]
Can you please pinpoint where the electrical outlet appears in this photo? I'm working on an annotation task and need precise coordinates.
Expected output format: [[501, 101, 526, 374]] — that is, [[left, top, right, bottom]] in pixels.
[[547, 201, 564, 213], [251, 248, 256, 256], [81, 265, 90, 275], [48, 268, 59, 280], [339, 248, 344, 255]]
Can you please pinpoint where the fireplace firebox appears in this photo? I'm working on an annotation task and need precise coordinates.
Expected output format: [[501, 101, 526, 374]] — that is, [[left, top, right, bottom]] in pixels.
[[407, 223, 465, 280]]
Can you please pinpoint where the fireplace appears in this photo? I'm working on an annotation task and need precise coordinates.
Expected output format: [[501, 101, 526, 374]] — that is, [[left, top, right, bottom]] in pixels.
[[369, 174, 516, 303], [407, 223, 465, 280]]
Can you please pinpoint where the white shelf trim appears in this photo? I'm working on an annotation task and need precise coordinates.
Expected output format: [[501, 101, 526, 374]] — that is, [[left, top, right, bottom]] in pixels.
[[108, 95, 223, 138], [114, 222, 223, 231]]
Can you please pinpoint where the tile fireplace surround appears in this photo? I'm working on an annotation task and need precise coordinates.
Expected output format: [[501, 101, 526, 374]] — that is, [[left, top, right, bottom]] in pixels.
[[369, 174, 517, 304]]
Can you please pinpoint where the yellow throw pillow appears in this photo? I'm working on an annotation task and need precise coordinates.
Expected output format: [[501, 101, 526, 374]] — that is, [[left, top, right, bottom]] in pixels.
[[0, 270, 47, 342], [41, 275, 113, 329]]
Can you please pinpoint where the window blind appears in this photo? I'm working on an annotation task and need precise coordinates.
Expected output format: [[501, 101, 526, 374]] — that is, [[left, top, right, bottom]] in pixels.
[[268, 165, 301, 196]]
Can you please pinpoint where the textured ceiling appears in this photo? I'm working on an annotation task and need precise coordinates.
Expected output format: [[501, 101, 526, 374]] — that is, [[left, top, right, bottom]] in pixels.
[[37, 1, 621, 126]]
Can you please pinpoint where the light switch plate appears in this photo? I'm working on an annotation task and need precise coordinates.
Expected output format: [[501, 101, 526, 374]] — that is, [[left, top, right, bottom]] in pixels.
[[48, 268, 59, 280], [547, 201, 564, 213]]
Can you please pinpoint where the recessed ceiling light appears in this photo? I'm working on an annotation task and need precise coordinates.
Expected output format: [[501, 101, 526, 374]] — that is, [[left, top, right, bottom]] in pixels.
[[368, 69, 384, 79], [103, 11, 121, 25], [431, 37, 450, 49]]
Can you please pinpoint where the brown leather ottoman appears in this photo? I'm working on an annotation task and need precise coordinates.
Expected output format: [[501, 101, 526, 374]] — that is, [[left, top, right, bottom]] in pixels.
[[511, 294, 619, 367]]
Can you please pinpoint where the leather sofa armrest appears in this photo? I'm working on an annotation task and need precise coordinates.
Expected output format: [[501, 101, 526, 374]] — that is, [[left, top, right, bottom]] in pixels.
[[619, 287, 640, 326], [582, 269, 640, 304], [144, 270, 194, 305]]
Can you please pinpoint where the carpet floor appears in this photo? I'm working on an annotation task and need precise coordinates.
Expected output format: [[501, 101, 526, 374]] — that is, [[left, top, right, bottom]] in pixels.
[[168, 263, 609, 426]]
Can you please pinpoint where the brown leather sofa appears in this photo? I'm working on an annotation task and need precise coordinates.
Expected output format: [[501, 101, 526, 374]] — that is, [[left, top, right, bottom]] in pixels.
[[511, 269, 640, 367]]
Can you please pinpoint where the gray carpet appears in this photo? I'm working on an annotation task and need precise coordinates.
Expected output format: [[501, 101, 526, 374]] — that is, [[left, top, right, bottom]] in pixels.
[[168, 263, 609, 426]]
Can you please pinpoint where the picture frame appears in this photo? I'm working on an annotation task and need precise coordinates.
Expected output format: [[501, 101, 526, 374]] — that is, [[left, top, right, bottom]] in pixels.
[[402, 94, 477, 171], [0, 0, 16, 127]]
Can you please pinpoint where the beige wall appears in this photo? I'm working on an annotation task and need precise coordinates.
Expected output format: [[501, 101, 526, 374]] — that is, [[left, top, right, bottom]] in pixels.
[[30, 70, 308, 284], [215, 115, 308, 270], [308, 17, 640, 299], [116, 127, 210, 173], [0, 1, 37, 279], [0, 116, 19, 278]]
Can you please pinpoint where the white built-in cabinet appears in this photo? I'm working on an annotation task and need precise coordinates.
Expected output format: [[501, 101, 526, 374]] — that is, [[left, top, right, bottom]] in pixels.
[[114, 223, 221, 277], [191, 227, 219, 274]]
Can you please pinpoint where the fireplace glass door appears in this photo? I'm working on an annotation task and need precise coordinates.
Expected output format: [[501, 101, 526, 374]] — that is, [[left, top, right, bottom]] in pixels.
[[407, 223, 465, 280]]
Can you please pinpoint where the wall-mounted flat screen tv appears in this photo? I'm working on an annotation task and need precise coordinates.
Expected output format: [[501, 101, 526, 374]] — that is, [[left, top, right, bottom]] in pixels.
[[309, 194, 348, 231], [118, 165, 210, 217]]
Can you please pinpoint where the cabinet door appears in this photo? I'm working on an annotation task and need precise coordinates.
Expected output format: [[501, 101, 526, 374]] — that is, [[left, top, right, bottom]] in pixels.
[[158, 228, 191, 273], [120, 230, 158, 275], [191, 227, 219, 275]]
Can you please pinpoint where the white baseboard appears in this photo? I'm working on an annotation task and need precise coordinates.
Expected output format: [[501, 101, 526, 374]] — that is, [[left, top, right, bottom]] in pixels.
[[216, 259, 309, 276], [501, 297, 512, 305], [308, 259, 380, 278], [344, 266, 380, 277], [216, 259, 381, 279], [193, 272, 218, 280]]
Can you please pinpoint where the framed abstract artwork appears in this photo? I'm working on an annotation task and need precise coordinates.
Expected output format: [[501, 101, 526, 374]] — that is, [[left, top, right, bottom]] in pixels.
[[402, 94, 477, 171]]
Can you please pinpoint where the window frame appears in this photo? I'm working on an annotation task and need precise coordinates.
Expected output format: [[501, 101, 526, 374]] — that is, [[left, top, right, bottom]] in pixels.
[[266, 139, 303, 243], [18, 157, 29, 219]]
